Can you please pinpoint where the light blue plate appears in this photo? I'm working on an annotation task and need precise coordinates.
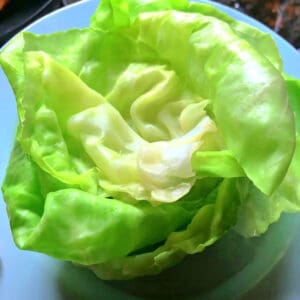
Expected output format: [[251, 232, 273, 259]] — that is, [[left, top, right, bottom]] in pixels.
[[1, 1, 300, 300]]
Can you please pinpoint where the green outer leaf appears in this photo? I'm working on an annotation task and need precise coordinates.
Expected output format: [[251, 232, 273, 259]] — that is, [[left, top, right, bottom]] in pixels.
[[192, 150, 245, 178], [187, 2, 283, 71], [90, 178, 240, 279], [19, 51, 105, 193], [90, 0, 282, 72], [90, 0, 189, 30], [234, 138, 300, 237], [2, 143, 201, 265], [284, 74, 300, 132], [285, 75, 300, 186], [0, 34, 25, 99], [0, 28, 139, 98], [235, 75, 300, 237]]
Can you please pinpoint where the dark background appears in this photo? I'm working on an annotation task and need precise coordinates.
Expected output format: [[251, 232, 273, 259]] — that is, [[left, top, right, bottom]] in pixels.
[[216, 0, 300, 49]]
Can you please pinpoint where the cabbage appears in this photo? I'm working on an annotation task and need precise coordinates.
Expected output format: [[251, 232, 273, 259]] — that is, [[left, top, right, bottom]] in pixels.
[[1, 0, 300, 279]]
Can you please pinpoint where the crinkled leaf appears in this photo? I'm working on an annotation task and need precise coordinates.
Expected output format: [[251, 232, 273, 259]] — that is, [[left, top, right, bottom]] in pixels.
[[90, 178, 240, 279], [3, 143, 203, 264]]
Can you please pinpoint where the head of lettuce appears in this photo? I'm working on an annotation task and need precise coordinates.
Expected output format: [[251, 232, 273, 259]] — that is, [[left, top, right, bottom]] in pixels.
[[1, 0, 300, 280]]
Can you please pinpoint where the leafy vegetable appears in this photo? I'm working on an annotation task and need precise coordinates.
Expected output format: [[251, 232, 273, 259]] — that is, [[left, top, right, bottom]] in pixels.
[[1, 0, 300, 279]]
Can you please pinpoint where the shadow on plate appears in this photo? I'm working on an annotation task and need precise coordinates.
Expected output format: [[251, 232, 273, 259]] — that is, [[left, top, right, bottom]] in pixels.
[[241, 224, 300, 300], [56, 213, 300, 300]]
